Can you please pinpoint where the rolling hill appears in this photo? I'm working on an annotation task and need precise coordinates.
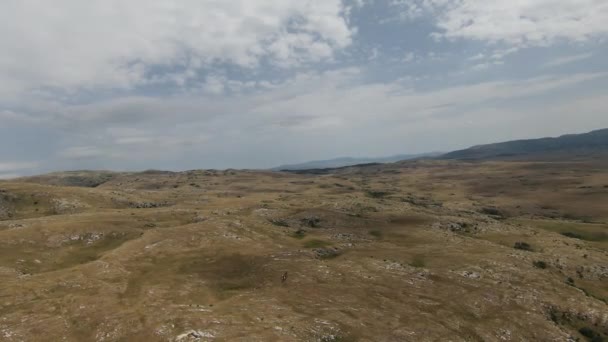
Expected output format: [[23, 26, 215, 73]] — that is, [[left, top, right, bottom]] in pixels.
[[442, 128, 608, 160], [272, 152, 441, 171], [2, 155, 608, 340]]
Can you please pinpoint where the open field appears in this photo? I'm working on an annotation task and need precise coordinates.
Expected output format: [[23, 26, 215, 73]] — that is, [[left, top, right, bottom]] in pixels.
[[1, 159, 607, 341]]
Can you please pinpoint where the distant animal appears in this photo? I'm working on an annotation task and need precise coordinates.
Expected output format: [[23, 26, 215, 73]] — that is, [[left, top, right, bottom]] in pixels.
[[281, 271, 288, 284]]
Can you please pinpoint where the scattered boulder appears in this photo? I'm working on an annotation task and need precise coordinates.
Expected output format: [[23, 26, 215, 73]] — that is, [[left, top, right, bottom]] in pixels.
[[459, 271, 481, 279], [175, 330, 215, 341], [128, 201, 169, 209], [314, 248, 340, 259], [51, 198, 88, 214], [192, 215, 207, 223], [0, 190, 17, 220], [480, 207, 506, 219], [7, 223, 25, 230], [433, 222, 478, 233]]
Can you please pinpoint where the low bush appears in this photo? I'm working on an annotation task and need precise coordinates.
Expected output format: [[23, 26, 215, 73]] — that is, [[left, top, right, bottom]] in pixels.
[[369, 230, 382, 238], [561, 231, 583, 239], [291, 229, 306, 239], [269, 219, 289, 227], [579, 327, 603, 342], [481, 207, 502, 216], [366, 191, 389, 199], [514, 242, 532, 251], [301, 216, 321, 228], [304, 239, 331, 248], [410, 256, 426, 268]]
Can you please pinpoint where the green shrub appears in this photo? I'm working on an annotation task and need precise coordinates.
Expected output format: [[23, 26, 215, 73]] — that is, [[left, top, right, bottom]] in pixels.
[[481, 207, 502, 216], [561, 232, 583, 239], [304, 239, 331, 248], [291, 229, 306, 239], [366, 191, 389, 198], [579, 327, 603, 341], [269, 219, 289, 227], [301, 216, 321, 228], [514, 242, 532, 251], [410, 256, 426, 268], [369, 230, 382, 238]]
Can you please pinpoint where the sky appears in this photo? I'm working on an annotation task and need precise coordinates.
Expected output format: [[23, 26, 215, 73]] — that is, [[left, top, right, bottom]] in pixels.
[[1, 0, 608, 177]]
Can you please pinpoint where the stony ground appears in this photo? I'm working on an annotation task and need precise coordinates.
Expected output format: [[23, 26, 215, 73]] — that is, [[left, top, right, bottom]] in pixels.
[[0, 160, 607, 341]]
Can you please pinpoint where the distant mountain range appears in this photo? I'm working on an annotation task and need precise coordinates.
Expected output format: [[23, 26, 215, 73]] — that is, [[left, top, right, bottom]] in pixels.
[[14, 129, 607, 179], [271, 152, 442, 171], [442, 128, 608, 160], [273, 128, 608, 171]]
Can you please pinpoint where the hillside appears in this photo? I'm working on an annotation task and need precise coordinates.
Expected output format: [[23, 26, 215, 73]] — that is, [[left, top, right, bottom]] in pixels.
[[1, 158, 608, 341], [17, 170, 120, 187], [442, 128, 608, 160], [272, 152, 440, 171]]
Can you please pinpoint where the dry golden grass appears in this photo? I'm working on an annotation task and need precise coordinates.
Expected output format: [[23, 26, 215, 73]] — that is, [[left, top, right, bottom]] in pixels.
[[0, 159, 607, 341]]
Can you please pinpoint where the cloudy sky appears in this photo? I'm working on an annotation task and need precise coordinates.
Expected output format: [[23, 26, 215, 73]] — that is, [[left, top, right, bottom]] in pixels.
[[1, 0, 607, 176]]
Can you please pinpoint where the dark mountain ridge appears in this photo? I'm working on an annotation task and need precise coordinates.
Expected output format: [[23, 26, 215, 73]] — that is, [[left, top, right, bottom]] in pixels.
[[442, 128, 608, 160]]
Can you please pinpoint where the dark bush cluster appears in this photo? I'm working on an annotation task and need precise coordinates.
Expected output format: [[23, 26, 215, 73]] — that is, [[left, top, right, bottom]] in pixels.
[[301, 216, 321, 228], [366, 190, 389, 198], [269, 219, 289, 227], [291, 229, 306, 239], [579, 327, 604, 342], [481, 207, 502, 216], [514, 242, 533, 251], [561, 232, 583, 239], [369, 230, 382, 238], [410, 256, 426, 268]]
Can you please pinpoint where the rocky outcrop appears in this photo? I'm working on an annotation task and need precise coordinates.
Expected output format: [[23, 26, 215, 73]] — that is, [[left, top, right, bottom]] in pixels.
[[0, 190, 16, 220]]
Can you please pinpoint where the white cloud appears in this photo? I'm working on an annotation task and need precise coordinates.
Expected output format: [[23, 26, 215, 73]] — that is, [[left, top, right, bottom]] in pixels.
[[0, 110, 25, 122], [0, 109, 43, 123], [368, 48, 380, 61], [468, 53, 485, 61], [0, 162, 39, 173], [56, 124, 211, 162], [0, 0, 353, 97], [1, 0, 606, 172], [396, 0, 608, 47], [27, 68, 606, 168], [403, 52, 416, 63], [47, 70, 608, 132], [542, 53, 594, 68]]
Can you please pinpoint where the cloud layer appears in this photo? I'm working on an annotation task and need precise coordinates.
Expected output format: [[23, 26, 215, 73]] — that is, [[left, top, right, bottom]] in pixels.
[[1, 1, 607, 175], [398, 0, 608, 46], [1, 0, 352, 96]]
